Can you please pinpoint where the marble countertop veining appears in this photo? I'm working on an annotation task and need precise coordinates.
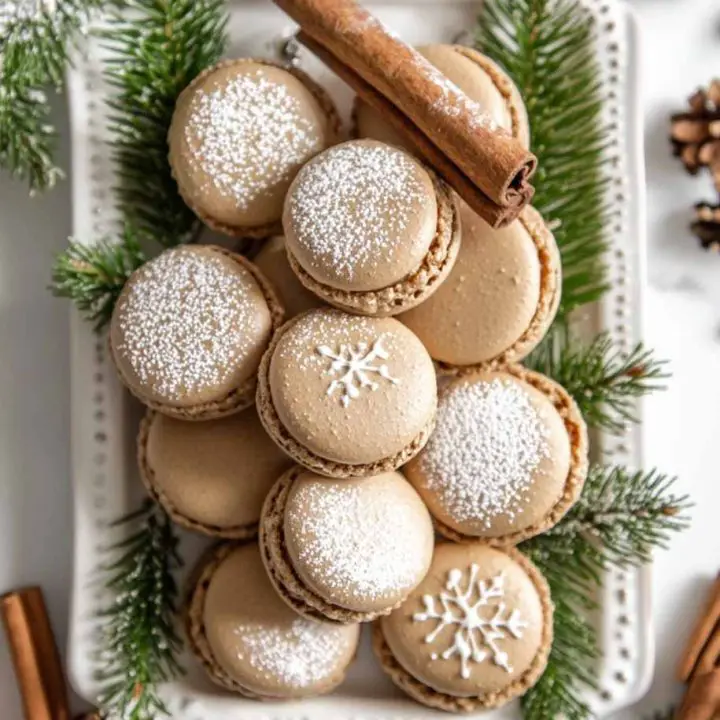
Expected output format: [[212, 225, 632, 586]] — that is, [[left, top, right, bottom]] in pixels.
[[0, 0, 719, 716]]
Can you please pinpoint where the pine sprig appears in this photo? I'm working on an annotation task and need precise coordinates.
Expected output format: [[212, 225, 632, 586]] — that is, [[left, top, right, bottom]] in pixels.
[[96, 501, 183, 720], [104, 0, 229, 247], [476, 0, 610, 324], [519, 466, 691, 720], [51, 224, 146, 331], [0, 1, 101, 191], [527, 332, 669, 434]]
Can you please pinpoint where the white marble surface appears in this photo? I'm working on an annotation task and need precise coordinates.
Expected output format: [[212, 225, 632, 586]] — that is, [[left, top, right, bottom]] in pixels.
[[0, 0, 719, 717]]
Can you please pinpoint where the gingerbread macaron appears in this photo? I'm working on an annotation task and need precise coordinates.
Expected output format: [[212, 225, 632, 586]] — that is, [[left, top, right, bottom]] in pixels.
[[253, 235, 325, 318], [187, 542, 359, 699], [374, 542, 552, 712], [169, 58, 340, 238], [110, 245, 283, 420], [257, 308, 437, 477], [405, 367, 588, 545], [283, 139, 461, 316], [400, 203, 561, 370], [138, 407, 291, 538], [355, 44, 529, 149], [260, 466, 434, 623]]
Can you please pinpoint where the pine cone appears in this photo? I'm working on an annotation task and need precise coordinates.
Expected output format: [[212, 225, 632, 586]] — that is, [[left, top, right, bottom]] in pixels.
[[671, 79, 720, 191], [691, 202, 720, 251]]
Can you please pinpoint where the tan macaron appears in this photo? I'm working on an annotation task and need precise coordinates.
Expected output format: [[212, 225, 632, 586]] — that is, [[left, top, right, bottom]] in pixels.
[[253, 235, 325, 318], [404, 367, 588, 545], [110, 245, 284, 420], [260, 466, 435, 623], [138, 407, 291, 538], [169, 58, 340, 238], [187, 542, 360, 699], [374, 543, 552, 713], [400, 203, 561, 370], [283, 140, 461, 317], [257, 308, 438, 477], [355, 44, 529, 149]]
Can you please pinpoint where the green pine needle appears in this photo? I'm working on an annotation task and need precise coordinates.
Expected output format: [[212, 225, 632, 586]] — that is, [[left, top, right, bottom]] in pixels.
[[51, 224, 146, 331], [476, 0, 610, 324], [519, 467, 691, 720], [103, 0, 229, 247], [96, 501, 183, 720], [0, 1, 101, 191], [527, 332, 669, 434]]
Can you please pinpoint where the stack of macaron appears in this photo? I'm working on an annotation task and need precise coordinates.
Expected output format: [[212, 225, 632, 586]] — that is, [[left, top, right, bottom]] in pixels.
[[108, 45, 589, 711]]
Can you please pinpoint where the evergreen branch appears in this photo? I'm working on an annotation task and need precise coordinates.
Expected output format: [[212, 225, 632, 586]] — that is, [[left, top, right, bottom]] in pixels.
[[96, 500, 183, 720], [0, 1, 101, 191], [103, 0, 229, 247], [476, 0, 611, 323], [527, 332, 669, 434], [519, 466, 691, 720], [51, 225, 146, 331]]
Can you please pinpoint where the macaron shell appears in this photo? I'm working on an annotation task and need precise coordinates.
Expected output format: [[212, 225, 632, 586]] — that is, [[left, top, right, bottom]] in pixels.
[[405, 370, 572, 540], [267, 310, 437, 465], [379, 544, 550, 700], [282, 471, 434, 613], [110, 246, 276, 412], [355, 45, 529, 148], [284, 140, 439, 293], [399, 202, 542, 365], [200, 544, 360, 698], [253, 236, 326, 318], [169, 59, 336, 232], [141, 408, 292, 535]]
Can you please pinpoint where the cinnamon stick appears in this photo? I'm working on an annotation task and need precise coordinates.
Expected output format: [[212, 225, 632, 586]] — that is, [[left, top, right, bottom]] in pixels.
[[677, 573, 720, 682], [1, 587, 70, 720], [676, 668, 720, 720], [273, 0, 536, 227], [300, 32, 513, 227]]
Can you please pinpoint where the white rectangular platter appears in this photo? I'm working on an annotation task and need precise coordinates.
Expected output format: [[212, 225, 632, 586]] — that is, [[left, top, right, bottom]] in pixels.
[[66, 1, 649, 717]]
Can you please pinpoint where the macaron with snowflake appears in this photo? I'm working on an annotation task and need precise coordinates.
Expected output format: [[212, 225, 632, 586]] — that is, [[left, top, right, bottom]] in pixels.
[[186, 542, 360, 699], [138, 407, 291, 538], [259, 466, 434, 623], [110, 245, 284, 420], [404, 367, 588, 545], [282, 139, 461, 316], [256, 308, 438, 477], [253, 235, 326, 318], [399, 203, 561, 370], [354, 44, 529, 149], [169, 58, 340, 238], [374, 542, 552, 712]]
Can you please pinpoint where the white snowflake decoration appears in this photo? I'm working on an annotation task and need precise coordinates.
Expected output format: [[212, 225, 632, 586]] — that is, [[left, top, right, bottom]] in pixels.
[[413, 564, 528, 678], [316, 337, 399, 408]]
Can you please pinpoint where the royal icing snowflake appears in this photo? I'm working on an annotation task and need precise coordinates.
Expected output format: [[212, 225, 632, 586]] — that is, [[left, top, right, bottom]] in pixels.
[[413, 564, 528, 678], [316, 337, 399, 407]]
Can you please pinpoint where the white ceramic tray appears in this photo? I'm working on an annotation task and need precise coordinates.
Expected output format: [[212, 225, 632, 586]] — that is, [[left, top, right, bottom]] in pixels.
[[66, 1, 648, 717]]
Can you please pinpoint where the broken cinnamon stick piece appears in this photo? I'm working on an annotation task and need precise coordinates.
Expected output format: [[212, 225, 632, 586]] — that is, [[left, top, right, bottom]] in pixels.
[[273, 0, 536, 226], [1, 587, 70, 720], [677, 573, 720, 682], [676, 668, 720, 720]]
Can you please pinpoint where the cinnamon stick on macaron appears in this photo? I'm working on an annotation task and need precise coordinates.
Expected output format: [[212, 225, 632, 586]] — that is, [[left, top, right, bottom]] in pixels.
[[271, 0, 536, 227]]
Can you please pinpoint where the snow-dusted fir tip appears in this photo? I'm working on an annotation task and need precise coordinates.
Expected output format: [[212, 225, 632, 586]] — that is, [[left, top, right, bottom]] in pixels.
[[414, 564, 528, 678], [317, 337, 399, 407]]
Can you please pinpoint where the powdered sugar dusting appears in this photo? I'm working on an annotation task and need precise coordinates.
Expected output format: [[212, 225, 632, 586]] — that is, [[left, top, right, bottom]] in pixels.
[[418, 378, 550, 527], [288, 142, 427, 282], [233, 617, 348, 689], [185, 69, 324, 211], [287, 479, 429, 603], [115, 248, 267, 401], [1, 0, 56, 38], [420, 60, 500, 133]]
